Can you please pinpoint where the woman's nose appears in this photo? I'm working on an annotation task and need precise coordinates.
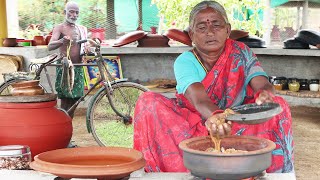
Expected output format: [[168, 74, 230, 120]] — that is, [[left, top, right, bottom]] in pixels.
[[206, 26, 216, 35]]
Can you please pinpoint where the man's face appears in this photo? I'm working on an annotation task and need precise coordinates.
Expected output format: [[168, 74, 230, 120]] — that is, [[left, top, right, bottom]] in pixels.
[[189, 8, 231, 53], [65, 5, 79, 24]]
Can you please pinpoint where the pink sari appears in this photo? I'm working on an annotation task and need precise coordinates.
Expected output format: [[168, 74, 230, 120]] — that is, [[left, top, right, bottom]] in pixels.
[[133, 39, 294, 173]]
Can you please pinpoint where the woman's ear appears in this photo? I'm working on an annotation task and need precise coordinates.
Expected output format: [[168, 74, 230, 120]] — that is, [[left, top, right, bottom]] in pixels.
[[188, 28, 194, 42], [226, 23, 231, 38]]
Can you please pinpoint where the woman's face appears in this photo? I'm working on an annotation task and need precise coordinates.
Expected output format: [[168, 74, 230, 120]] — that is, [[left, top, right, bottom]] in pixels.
[[189, 8, 231, 54]]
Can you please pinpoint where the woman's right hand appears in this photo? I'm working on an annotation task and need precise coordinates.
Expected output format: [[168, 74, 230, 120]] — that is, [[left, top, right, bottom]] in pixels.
[[205, 112, 232, 138]]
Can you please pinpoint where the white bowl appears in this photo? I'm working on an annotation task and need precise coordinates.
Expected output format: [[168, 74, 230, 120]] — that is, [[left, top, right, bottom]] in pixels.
[[309, 84, 319, 92]]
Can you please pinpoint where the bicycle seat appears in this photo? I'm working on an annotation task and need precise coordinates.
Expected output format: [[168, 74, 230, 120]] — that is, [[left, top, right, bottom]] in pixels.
[[30, 53, 59, 64]]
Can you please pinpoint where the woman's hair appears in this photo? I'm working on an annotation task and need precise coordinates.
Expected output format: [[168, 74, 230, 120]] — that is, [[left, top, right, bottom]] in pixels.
[[189, 1, 229, 29]]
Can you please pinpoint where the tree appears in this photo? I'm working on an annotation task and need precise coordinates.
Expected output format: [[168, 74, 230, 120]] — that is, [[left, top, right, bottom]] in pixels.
[[152, 0, 266, 36], [18, 0, 65, 34], [78, 0, 107, 29]]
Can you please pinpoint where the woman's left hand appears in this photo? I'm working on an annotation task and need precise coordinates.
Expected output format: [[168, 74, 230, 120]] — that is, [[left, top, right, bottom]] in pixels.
[[255, 90, 274, 105]]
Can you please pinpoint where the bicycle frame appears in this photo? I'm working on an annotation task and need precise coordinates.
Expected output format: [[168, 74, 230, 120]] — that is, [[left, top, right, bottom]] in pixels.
[[66, 39, 131, 119], [66, 75, 128, 117]]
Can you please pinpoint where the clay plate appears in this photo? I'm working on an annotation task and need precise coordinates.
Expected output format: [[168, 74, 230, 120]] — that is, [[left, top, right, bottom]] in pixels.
[[226, 103, 282, 124], [30, 147, 145, 179], [295, 29, 320, 46], [112, 31, 147, 47], [164, 28, 192, 46], [283, 38, 310, 49]]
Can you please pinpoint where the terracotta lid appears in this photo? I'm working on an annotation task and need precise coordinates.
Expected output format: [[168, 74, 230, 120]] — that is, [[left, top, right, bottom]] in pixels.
[[112, 31, 147, 47], [229, 30, 249, 40], [30, 146, 146, 179], [164, 28, 192, 46]]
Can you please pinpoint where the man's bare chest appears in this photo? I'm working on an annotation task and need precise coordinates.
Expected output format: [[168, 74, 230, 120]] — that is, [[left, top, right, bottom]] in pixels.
[[61, 25, 80, 39]]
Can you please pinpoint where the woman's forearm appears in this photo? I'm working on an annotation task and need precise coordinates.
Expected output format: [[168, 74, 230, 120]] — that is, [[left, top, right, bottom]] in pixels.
[[250, 76, 275, 94], [257, 82, 275, 94], [194, 100, 221, 119]]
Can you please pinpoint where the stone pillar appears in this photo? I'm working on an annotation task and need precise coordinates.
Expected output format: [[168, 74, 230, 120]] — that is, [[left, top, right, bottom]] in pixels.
[[302, 0, 309, 29], [0, 0, 8, 46], [6, 0, 19, 38], [262, 0, 272, 46], [138, 0, 142, 29]]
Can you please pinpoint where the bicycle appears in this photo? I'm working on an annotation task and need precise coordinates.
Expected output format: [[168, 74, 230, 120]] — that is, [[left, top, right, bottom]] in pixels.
[[0, 38, 149, 148]]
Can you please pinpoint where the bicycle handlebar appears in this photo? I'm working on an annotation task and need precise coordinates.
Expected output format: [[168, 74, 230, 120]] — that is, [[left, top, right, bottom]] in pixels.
[[76, 39, 100, 47], [76, 39, 88, 44]]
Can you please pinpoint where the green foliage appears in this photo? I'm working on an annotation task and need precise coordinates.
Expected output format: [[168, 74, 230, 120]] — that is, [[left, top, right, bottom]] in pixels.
[[22, 25, 42, 39], [152, 0, 266, 35], [17, 0, 107, 37], [18, 0, 65, 35], [78, 0, 107, 29], [274, 8, 295, 28]]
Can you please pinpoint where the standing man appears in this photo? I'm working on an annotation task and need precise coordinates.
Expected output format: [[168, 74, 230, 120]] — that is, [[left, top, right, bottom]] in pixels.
[[48, 1, 87, 118]]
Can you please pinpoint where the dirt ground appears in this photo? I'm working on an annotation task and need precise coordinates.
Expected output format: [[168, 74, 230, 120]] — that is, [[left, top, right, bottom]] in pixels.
[[71, 105, 320, 180]]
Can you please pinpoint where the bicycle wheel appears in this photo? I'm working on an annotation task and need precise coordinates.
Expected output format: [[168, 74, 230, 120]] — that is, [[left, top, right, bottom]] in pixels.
[[87, 82, 148, 147]]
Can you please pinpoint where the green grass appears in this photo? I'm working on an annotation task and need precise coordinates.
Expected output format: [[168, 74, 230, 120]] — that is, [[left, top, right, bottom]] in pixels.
[[94, 120, 134, 148], [90, 85, 145, 148]]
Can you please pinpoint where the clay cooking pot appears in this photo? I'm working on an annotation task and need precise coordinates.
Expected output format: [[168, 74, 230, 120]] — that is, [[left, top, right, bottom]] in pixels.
[[33, 36, 46, 46], [11, 80, 44, 96], [179, 135, 276, 180], [2, 38, 17, 47], [137, 34, 170, 47], [45, 35, 52, 45]]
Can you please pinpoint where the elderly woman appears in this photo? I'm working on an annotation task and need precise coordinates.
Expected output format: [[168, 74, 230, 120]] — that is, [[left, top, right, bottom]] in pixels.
[[133, 1, 293, 173]]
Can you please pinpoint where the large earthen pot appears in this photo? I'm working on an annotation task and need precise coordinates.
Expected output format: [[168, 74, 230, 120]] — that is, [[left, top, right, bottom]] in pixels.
[[0, 93, 72, 159]]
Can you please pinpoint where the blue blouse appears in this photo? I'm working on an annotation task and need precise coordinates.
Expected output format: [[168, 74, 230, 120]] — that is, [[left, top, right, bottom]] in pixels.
[[174, 51, 206, 94]]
